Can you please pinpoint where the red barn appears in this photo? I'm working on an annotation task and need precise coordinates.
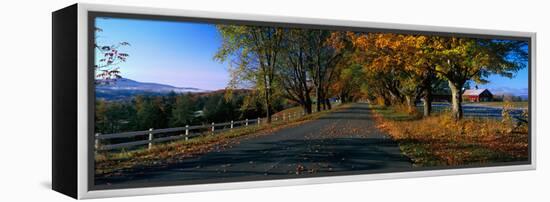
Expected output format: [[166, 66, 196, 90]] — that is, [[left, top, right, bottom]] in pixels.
[[463, 89, 493, 102]]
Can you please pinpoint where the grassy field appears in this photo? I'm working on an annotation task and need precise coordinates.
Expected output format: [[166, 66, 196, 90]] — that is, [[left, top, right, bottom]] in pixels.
[[371, 105, 529, 167], [95, 104, 346, 177], [273, 102, 341, 117], [464, 101, 528, 109]]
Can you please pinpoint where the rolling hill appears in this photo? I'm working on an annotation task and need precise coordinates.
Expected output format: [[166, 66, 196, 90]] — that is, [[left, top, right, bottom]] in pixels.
[[96, 78, 207, 100]]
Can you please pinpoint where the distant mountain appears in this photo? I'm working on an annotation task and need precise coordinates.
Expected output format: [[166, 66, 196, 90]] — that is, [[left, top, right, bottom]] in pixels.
[[96, 78, 207, 100], [489, 87, 529, 99]]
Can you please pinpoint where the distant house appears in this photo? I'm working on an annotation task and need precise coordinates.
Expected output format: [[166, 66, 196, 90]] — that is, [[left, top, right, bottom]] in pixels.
[[463, 89, 493, 102]]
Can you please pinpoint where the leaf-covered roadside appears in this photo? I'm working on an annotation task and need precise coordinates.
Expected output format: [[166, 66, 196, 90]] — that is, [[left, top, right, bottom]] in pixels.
[[372, 106, 529, 167]]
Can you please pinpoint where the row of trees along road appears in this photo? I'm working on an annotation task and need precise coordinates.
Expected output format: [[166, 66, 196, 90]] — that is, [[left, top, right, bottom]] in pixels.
[[214, 26, 528, 121]]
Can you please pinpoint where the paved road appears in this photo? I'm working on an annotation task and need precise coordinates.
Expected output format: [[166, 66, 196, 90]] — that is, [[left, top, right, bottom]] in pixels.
[[96, 103, 412, 187]]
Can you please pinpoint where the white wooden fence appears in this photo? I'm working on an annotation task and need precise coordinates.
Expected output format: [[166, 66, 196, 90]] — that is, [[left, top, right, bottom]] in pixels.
[[95, 110, 317, 151]]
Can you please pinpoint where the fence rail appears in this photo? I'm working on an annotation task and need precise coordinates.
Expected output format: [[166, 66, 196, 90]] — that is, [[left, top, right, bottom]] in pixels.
[[95, 110, 316, 151], [416, 104, 527, 120]]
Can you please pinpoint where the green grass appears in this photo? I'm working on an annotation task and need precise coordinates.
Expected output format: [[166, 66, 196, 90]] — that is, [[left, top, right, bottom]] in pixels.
[[274, 102, 341, 117], [274, 106, 304, 116], [397, 141, 522, 167], [397, 142, 444, 167], [369, 105, 420, 121]]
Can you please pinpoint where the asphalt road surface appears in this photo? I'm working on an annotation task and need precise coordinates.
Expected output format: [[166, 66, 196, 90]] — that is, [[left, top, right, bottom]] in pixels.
[[96, 103, 412, 187]]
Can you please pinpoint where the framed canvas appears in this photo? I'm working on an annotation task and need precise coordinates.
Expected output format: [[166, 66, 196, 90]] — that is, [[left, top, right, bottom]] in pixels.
[[52, 3, 536, 199]]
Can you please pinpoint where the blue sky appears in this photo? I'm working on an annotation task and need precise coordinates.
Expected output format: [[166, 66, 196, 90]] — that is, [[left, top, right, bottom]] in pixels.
[[475, 43, 529, 96], [94, 17, 529, 94], [476, 69, 529, 96], [95, 17, 229, 90]]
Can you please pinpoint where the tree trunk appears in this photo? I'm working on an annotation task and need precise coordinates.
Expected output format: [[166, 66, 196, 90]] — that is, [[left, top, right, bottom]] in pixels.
[[448, 80, 463, 120], [405, 95, 416, 113], [316, 87, 322, 112], [325, 98, 332, 110], [380, 93, 391, 107], [422, 72, 434, 117], [423, 87, 432, 117], [305, 95, 313, 114], [384, 97, 390, 107], [264, 89, 272, 123], [321, 93, 327, 110], [264, 74, 272, 123]]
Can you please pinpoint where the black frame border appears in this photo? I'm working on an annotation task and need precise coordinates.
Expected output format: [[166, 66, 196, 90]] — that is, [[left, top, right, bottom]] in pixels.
[[52, 4, 79, 199]]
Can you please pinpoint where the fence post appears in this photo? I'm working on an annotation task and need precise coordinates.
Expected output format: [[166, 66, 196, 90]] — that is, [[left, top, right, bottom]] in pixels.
[[258, 117, 261, 125], [283, 113, 286, 121], [230, 120, 234, 130], [288, 113, 291, 120], [185, 125, 189, 141], [148, 128, 153, 150], [211, 122, 215, 134], [245, 119, 248, 126], [94, 133, 100, 152], [275, 116, 278, 121]]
